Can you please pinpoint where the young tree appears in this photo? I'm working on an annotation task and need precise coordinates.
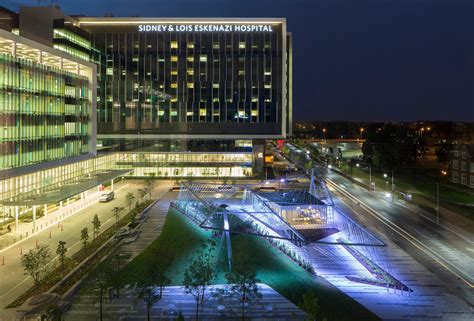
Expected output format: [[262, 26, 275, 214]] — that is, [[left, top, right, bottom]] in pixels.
[[56, 240, 67, 275], [80, 227, 89, 248], [92, 214, 101, 240], [298, 290, 320, 321], [137, 188, 147, 203], [134, 266, 170, 321], [225, 251, 261, 320], [183, 244, 215, 320], [86, 262, 112, 321], [109, 247, 131, 298], [112, 207, 125, 223], [143, 177, 155, 200], [125, 192, 136, 211], [20, 244, 52, 287]]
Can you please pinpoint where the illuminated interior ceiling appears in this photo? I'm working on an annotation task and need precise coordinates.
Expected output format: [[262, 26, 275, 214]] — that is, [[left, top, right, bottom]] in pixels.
[[0, 32, 91, 77], [0, 170, 131, 206]]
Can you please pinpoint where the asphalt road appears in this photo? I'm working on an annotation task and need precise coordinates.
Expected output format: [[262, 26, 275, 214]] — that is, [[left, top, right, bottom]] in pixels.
[[284, 150, 474, 307]]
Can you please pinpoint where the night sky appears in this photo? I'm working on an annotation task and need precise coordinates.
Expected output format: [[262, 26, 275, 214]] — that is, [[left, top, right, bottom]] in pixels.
[[5, 0, 474, 122]]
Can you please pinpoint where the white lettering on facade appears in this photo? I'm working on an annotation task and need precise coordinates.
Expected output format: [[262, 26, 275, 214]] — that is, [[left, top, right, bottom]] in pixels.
[[138, 24, 275, 33]]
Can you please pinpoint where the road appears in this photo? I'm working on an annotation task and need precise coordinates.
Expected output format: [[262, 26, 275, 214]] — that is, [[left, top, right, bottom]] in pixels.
[[0, 180, 173, 309], [319, 164, 474, 306], [278, 145, 474, 307]]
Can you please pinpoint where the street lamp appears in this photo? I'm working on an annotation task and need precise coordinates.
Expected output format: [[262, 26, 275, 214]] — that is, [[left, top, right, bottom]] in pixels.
[[279, 178, 285, 191], [322, 128, 327, 141]]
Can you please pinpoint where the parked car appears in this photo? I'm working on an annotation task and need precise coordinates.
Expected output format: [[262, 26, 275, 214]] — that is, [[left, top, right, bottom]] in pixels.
[[99, 191, 115, 202]]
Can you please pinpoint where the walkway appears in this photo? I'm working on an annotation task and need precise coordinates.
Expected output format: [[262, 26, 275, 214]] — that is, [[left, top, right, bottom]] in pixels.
[[65, 283, 306, 320], [0, 180, 172, 310]]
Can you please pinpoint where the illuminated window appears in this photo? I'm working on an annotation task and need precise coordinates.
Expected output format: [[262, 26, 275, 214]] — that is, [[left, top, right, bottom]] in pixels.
[[239, 42, 246, 49], [264, 83, 272, 89], [251, 97, 258, 102], [212, 83, 219, 89], [106, 68, 113, 75], [264, 71, 272, 76], [170, 98, 178, 102], [238, 70, 245, 76], [251, 110, 258, 116], [171, 56, 178, 62], [170, 110, 178, 116], [187, 56, 194, 62], [187, 42, 195, 49], [171, 83, 178, 89], [199, 55, 207, 62], [187, 69, 194, 75], [171, 70, 178, 76], [132, 56, 139, 62], [199, 109, 207, 116], [186, 111, 194, 116], [170, 41, 178, 49], [212, 98, 219, 102], [187, 83, 194, 88], [213, 43, 220, 49]]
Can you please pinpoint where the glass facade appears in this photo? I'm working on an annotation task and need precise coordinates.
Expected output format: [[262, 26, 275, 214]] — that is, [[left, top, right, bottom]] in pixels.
[[79, 19, 288, 138], [0, 31, 95, 171]]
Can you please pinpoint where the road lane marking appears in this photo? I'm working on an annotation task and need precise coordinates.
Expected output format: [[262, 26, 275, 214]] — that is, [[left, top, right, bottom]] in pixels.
[[325, 177, 474, 288]]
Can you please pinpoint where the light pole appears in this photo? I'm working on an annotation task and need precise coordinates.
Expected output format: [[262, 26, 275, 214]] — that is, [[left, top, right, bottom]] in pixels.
[[436, 182, 440, 223], [384, 173, 388, 191]]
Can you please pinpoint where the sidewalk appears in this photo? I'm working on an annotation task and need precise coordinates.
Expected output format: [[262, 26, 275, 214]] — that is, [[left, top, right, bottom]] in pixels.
[[0, 180, 149, 309], [0, 189, 104, 253]]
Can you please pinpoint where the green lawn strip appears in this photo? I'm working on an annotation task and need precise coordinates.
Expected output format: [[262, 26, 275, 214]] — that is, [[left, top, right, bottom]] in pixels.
[[121, 209, 380, 321]]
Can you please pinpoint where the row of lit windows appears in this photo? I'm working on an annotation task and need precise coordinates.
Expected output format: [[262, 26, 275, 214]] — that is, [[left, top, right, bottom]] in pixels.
[[53, 29, 91, 50]]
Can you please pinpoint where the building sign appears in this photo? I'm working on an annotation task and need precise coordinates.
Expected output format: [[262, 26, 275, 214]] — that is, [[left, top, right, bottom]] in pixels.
[[138, 24, 274, 33]]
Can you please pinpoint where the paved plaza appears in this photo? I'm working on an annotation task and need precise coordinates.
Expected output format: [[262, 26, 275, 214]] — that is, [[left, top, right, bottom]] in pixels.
[[66, 283, 306, 320]]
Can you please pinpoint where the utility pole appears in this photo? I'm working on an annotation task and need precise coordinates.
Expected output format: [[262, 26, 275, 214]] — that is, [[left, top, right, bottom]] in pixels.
[[436, 183, 440, 223], [391, 170, 394, 192]]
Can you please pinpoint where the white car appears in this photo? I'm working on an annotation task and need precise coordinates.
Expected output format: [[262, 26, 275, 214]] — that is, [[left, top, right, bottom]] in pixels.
[[99, 191, 115, 202]]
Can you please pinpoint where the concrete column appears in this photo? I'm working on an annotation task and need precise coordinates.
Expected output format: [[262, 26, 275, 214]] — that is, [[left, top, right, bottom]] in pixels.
[[59, 201, 63, 216], [32, 205, 37, 231], [44, 204, 48, 217], [15, 206, 19, 231], [111, 179, 114, 191], [67, 198, 70, 206]]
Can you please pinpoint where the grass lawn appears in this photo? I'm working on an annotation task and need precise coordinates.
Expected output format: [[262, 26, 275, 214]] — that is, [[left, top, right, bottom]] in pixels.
[[121, 209, 380, 321]]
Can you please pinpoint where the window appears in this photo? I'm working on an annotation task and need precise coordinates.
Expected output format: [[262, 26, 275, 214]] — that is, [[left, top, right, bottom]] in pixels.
[[238, 70, 245, 76], [462, 151, 467, 159], [199, 55, 207, 62], [264, 83, 272, 89], [187, 69, 194, 75], [264, 71, 272, 76], [461, 162, 467, 171], [471, 162, 474, 173], [200, 108, 207, 116], [452, 171, 459, 182], [106, 68, 113, 75], [171, 83, 178, 89], [461, 174, 467, 185], [171, 70, 178, 76], [187, 56, 194, 62], [213, 43, 220, 49], [170, 41, 178, 49], [452, 160, 459, 169], [187, 42, 195, 49], [453, 151, 459, 157], [470, 175, 474, 186], [239, 42, 246, 49], [212, 83, 219, 88], [132, 56, 139, 62], [187, 83, 194, 88], [171, 56, 178, 62]]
